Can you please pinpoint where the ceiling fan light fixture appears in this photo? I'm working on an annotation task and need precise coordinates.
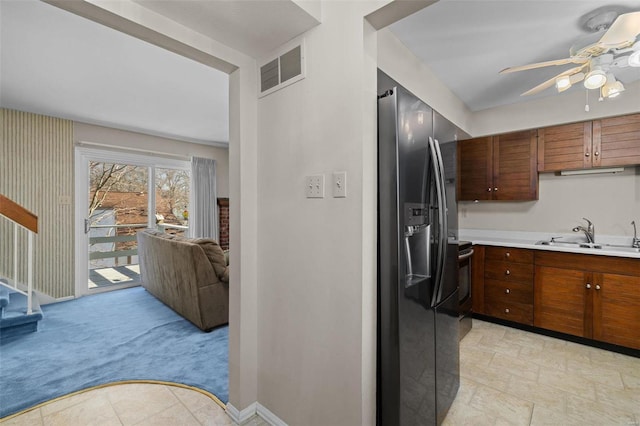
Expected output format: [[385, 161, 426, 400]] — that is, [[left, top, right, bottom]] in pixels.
[[602, 76, 625, 98], [555, 75, 572, 92], [608, 84, 624, 98], [584, 68, 607, 89]]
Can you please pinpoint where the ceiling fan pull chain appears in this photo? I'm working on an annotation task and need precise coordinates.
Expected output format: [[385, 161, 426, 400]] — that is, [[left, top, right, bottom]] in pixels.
[[585, 89, 590, 112]]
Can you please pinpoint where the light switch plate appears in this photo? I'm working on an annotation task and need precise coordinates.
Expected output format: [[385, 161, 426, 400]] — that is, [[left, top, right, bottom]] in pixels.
[[332, 171, 347, 198], [305, 175, 324, 198]]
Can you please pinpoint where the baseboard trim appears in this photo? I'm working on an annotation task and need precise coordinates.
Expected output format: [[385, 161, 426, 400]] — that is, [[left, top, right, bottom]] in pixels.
[[225, 402, 288, 425], [226, 402, 257, 424], [256, 403, 288, 426]]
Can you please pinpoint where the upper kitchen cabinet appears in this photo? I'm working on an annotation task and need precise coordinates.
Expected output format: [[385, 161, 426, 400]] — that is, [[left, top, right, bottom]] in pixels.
[[458, 136, 492, 201], [458, 130, 538, 201], [538, 113, 640, 172], [594, 113, 640, 168], [537, 122, 592, 172]]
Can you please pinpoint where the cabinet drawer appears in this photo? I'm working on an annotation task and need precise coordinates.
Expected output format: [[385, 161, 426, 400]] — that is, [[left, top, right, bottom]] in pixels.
[[485, 246, 533, 264], [484, 300, 533, 325], [485, 261, 534, 283], [485, 279, 532, 305]]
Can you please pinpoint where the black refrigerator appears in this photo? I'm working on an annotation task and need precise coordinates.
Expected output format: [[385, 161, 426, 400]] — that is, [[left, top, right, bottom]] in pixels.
[[377, 77, 460, 426]]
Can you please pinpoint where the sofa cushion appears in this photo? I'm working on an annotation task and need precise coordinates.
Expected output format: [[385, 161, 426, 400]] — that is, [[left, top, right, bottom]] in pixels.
[[193, 238, 228, 282]]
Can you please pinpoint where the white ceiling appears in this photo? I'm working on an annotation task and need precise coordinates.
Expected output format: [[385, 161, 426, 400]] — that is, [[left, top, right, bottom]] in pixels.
[[0, 0, 319, 146], [389, 0, 640, 111], [131, 0, 320, 59], [0, 0, 230, 145], [1, 1, 638, 145]]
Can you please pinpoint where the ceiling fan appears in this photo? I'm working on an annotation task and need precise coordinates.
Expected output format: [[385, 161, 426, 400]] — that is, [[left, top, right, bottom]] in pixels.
[[500, 8, 640, 99]]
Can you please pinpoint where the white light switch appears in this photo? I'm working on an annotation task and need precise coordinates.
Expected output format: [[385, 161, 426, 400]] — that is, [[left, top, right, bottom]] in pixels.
[[305, 175, 325, 198], [333, 171, 347, 198]]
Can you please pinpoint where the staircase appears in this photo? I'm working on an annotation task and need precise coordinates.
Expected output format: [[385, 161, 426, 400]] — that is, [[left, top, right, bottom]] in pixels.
[[0, 280, 43, 342], [0, 194, 43, 341]]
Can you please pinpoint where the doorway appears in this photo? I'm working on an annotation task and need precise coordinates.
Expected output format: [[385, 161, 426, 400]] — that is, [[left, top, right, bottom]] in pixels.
[[75, 146, 191, 296]]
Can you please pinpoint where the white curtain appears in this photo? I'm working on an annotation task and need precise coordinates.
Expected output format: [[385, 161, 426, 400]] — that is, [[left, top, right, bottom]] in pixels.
[[191, 157, 218, 240]]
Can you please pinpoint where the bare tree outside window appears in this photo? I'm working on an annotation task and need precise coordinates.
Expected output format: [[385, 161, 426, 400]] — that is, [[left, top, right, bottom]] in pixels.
[[155, 169, 190, 224], [86, 161, 190, 289]]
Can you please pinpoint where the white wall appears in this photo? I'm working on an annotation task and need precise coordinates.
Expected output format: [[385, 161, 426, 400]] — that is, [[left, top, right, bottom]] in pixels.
[[460, 168, 640, 237], [377, 28, 472, 134], [256, 2, 379, 424], [471, 80, 640, 137], [74, 122, 230, 197]]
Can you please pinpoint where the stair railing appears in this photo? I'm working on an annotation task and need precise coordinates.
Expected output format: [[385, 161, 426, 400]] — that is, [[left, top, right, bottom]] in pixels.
[[0, 194, 38, 314]]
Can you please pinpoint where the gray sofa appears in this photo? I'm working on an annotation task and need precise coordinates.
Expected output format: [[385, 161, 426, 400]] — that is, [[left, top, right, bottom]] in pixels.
[[137, 229, 229, 331]]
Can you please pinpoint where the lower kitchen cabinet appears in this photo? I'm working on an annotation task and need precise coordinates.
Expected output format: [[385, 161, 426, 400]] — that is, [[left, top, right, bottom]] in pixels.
[[594, 273, 640, 350], [480, 246, 534, 325], [534, 265, 590, 337], [473, 246, 640, 351], [534, 251, 640, 351]]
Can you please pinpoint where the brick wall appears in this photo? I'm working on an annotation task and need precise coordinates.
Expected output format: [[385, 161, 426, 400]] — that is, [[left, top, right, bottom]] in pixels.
[[217, 198, 229, 250]]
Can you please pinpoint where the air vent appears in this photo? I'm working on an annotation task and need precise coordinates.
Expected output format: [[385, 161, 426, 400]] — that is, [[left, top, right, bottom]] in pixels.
[[259, 42, 305, 97]]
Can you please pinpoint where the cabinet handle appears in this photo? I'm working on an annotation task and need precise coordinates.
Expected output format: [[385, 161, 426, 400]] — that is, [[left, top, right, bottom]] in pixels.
[[595, 284, 601, 290], [494, 187, 498, 192], [487, 188, 492, 192], [594, 151, 599, 157], [505, 269, 511, 276], [505, 288, 510, 294], [585, 152, 590, 157], [505, 252, 511, 259], [505, 308, 510, 314], [586, 283, 591, 289]]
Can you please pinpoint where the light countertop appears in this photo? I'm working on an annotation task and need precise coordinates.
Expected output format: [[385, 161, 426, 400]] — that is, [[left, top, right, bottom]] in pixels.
[[458, 229, 640, 259]]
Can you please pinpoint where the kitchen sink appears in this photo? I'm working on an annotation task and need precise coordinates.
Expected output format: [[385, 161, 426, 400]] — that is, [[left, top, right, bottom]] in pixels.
[[600, 245, 640, 254], [535, 240, 601, 249], [536, 240, 640, 253]]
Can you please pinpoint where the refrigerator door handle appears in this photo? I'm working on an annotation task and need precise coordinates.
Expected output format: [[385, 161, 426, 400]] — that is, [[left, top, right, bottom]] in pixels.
[[404, 231, 413, 281], [428, 136, 448, 306]]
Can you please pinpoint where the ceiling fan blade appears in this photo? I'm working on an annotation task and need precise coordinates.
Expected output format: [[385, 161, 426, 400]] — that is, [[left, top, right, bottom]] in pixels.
[[521, 78, 557, 96], [598, 11, 640, 47], [570, 72, 585, 84], [520, 64, 589, 96], [500, 57, 588, 74]]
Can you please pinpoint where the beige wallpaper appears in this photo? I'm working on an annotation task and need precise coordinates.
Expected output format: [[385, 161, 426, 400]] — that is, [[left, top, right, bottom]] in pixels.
[[1, 108, 75, 298]]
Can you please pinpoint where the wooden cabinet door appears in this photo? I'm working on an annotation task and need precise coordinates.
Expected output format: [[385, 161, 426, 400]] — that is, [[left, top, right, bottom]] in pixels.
[[534, 265, 589, 338], [493, 130, 538, 200], [593, 113, 640, 168], [458, 137, 492, 201], [537, 122, 592, 172], [593, 273, 640, 350]]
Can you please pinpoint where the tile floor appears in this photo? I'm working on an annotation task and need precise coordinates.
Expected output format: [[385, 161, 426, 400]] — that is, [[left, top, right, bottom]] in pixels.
[[2, 319, 639, 425], [0, 383, 260, 426], [444, 319, 640, 425]]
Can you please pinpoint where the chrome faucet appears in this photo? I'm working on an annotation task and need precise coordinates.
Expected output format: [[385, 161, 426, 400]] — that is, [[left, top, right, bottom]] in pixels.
[[632, 221, 640, 248], [573, 218, 595, 244]]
